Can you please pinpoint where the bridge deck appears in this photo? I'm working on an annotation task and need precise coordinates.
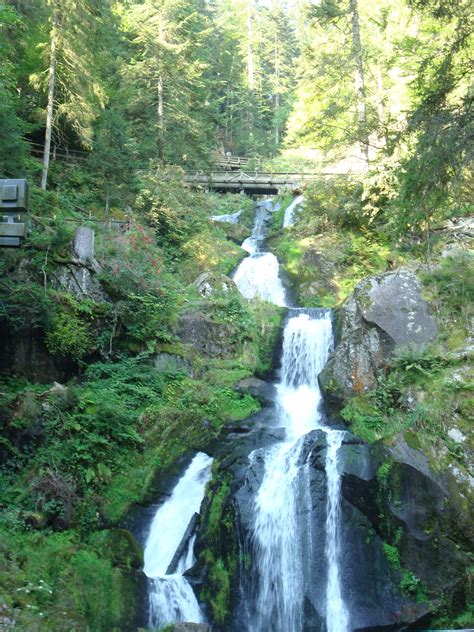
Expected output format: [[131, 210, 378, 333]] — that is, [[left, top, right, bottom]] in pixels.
[[185, 170, 337, 192]]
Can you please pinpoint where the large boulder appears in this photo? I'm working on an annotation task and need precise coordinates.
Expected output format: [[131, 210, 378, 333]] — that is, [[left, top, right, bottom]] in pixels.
[[72, 226, 96, 265], [172, 624, 211, 632], [235, 377, 276, 404], [178, 312, 239, 357], [320, 270, 437, 404], [340, 434, 472, 620]]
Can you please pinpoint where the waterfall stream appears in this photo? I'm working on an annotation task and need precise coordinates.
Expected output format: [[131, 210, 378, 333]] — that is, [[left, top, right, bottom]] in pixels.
[[283, 194, 304, 228], [233, 200, 287, 306], [234, 199, 348, 631], [143, 452, 213, 629], [143, 198, 348, 631]]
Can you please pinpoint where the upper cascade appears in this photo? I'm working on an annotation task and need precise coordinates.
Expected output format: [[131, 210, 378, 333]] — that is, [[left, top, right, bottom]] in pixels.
[[283, 194, 304, 228], [233, 199, 287, 306], [233, 252, 287, 306]]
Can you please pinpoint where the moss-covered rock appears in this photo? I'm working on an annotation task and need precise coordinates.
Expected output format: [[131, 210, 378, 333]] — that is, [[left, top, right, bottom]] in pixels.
[[320, 269, 437, 409]]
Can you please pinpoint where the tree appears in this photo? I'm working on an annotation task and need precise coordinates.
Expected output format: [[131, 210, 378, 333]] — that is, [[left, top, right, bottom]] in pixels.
[[0, 2, 28, 176], [37, 0, 106, 189], [120, 0, 218, 167]]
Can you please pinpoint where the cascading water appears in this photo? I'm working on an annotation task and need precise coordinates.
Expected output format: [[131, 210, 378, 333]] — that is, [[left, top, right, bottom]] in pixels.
[[143, 452, 213, 630], [249, 311, 348, 632], [233, 200, 287, 306], [283, 194, 304, 228], [325, 431, 349, 632], [232, 199, 348, 631]]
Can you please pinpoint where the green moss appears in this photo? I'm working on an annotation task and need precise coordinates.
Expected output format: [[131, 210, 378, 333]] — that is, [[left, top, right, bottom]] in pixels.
[[199, 471, 237, 625], [383, 542, 401, 570], [341, 396, 385, 443]]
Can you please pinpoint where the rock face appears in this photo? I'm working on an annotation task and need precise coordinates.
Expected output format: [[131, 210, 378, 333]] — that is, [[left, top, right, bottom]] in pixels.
[[154, 352, 194, 376], [235, 377, 276, 404], [0, 324, 76, 383], [178, 312, 238, 357], [341, 435, 472, 620], [172, 624, 211, 632], [52, 227, 107, 301], [194, 272, 237, 299], [320, 270, 437, 402]]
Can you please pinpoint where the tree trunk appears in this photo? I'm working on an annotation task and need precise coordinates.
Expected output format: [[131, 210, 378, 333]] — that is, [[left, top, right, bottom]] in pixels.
[[247, 0, 255, 91], [246, 0, 255, 134], [376, 26, 387, 150], [274, 32, 280, 147], [41, 13, 58, 190], [349, 0, 368, 163], [157, 74, 164, 166], [157, 17, 165, 166]]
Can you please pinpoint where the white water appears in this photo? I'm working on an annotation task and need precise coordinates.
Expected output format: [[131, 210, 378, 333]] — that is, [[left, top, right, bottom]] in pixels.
[[233, 200, 287, 306], [236, 198, 348, 632], [251, 311, 349, 631], [144, 452, 213, 629], [325, 431, 349, 632], [283, 194, 304, 228], [233, 252, 287, 306], [211, 209, 243, 223]]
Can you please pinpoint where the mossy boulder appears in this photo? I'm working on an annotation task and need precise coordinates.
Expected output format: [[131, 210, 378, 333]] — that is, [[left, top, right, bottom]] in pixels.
[[90, 528, 144, 569], [194, 272, 237, 299], [178, 311, 240, 358], [320, 269, 437, 409], [340, 434, 473, 623]]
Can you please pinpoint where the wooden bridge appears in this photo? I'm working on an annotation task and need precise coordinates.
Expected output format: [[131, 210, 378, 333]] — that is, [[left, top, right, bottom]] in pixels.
[[184, 170, 335, 194]]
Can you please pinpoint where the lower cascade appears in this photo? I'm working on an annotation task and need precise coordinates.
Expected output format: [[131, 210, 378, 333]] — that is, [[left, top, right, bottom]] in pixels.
[[247, 310, 348, 632], [143, 452, 213, 629]]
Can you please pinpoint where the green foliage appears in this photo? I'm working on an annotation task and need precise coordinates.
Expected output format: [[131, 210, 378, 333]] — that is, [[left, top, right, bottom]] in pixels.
[[377, 462, 392, 489], [341, 396, 385, 443], [421, 253, 474, 327], [45, 298, 94, 361], [0, 280, 53, 333], [0, 527, 126, 631], [383, 542, 401, 570]]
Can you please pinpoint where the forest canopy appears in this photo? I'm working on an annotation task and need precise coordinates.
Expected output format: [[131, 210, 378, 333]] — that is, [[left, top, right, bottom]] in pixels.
[[0, 0, 472, 228]]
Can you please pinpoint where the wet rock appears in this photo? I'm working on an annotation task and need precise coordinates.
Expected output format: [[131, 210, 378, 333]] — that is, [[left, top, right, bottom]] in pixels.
[[172, 624, 211, 632], [235, 377, 276, 404], [340, 434, 472, 612], [320, 270, 437, 404]]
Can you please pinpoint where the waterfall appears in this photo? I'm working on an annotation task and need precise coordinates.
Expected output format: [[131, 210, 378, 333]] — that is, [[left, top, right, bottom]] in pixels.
[[233, 200, 287, 306], [232, 200, 348, 631], [210, 209, 243, 223], [233, 253, 286, 306], [143, 452, 213, 629], [325, 432, 349, 632], [250, 311, 347, 632], [283, 194, 304, 228]]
